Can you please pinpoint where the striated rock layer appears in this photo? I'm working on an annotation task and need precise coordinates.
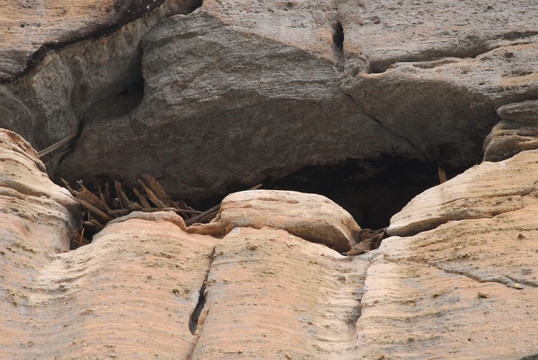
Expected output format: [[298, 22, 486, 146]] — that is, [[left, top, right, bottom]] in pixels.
[[0, 129, 81, 358], [1, 129, 538, 359], [0, 129, 370, 359], [359, 150, 538, 359], [0, 0, 534, 202]]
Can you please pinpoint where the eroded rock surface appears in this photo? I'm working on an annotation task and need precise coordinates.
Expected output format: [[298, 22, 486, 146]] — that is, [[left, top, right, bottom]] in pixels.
[[0, 0, 537, 358], [191, 227, 370, 359], [0, 0, 533, 202], [188, 189, 361, 253], [388, 150, 538, 237], [484, 99, 538, 161], [0, 129, 81, 358], [0, 0, 202, 82], [57, 7, 405, 200], [0, 0, 200, 154], [359, 151, 538, 359], [0, 130, 371, 359], [1, 130, 538, 359]]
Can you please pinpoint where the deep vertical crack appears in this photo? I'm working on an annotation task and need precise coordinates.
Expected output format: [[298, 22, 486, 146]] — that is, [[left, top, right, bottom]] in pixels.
[[188, 280, 207, 334], [186, 247, 215, 358], [332, 21, 345, 71]]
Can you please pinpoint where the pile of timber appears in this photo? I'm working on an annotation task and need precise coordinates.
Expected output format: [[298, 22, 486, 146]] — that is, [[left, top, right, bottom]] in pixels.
[[62, 174, 220, 248]]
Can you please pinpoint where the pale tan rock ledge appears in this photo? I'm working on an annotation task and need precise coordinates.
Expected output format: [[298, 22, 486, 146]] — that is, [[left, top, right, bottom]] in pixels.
[[388, 149, 538, 237], [359, 149, 537, 359], [188, 189, 361, 253], [2, 127, 537, 359], [0, 128, 368, 359]]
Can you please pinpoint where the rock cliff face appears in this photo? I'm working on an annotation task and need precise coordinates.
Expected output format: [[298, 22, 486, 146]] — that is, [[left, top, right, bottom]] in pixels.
[[0, 0, 537, 358], [0, 0, 535, 204], [0, 130, 537, 358]]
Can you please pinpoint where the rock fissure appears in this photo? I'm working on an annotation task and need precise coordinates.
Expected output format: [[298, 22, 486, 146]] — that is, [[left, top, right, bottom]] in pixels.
[[188, 247, 215, 337], [380, 253, 532, 292], [427, 261, 529, 290], [342, 92, 433, 164], [332, 21, 345, 71]]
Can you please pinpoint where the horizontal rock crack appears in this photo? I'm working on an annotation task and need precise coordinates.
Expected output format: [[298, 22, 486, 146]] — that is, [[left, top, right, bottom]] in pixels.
[[427, 261, 532, 290]]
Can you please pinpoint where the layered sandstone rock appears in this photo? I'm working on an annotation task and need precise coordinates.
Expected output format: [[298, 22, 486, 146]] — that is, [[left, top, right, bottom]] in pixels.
[[358, 150, 538, 359], [188, 189, 361, 253], [0, 0, 534, 202], [0, 129, 81, 358], [0, 0, 537, 357], [483, 100, 538, 161], [388, 150, 538, 237], [1, 129, 538, 358], [0, 129, 369, 359], [191, 227, 370, 359]]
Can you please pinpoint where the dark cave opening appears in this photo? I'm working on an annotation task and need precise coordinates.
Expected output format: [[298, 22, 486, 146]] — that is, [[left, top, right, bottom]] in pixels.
[[66, 154, 468, 249], [262, 157, 446, 229], [194, 156, 466, 230]]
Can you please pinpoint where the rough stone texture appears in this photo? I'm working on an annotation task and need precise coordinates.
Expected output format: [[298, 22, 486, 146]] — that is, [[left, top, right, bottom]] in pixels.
[[497, 100, 538, 125], [1, 130, 538, 359], [388, 150, 538, 237], [57, 8, 406, 200], [0, 131, 369, 359], [190, 227, 370, 359], [0, 0, 200, 154], [0, 129, 81, 358], [188, 190, 361, 253], [358, 153, 538, 359], [1, 210, 217, 359], [0, 0, 535, 202], [338, 0, 537, 170], [0, 0, 537, 358], [0, 0, 198, 82], [483, 100, 538, 161], [341, 39, 537, 165], [338, 0, 537, 74], [359, 214, 538, 359], [41, 0, 533, 201]]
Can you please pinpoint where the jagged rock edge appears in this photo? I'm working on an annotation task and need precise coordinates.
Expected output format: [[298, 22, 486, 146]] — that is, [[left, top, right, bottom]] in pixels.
[[390, 178, 538, 238], [366, 30, 538, 74], [1, 0, 203, 84]]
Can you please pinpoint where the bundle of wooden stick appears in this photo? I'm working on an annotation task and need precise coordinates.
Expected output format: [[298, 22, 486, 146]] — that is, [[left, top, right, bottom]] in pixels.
[[62, 174, 221, 248]]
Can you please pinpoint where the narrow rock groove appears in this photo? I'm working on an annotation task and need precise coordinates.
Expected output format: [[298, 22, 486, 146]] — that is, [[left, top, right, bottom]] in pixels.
[[332, 21, 345, 70], [367, 30, 538, 74], [188, 248, 215, 336], [428, 261, 529, 290]]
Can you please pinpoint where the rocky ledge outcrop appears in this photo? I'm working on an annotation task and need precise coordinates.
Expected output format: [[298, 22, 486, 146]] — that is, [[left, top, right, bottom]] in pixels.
[[0, 0, 536, 203], [1, 129, 537, 359]]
